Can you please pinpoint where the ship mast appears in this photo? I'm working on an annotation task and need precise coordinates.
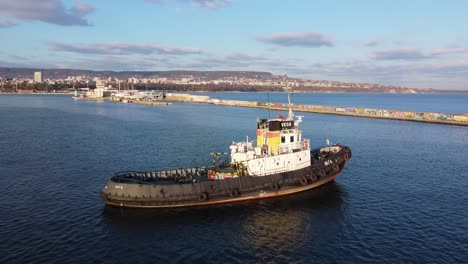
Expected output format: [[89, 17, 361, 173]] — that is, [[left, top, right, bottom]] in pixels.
[[284, 74, 294, 121], [287, 91, 294, 121]]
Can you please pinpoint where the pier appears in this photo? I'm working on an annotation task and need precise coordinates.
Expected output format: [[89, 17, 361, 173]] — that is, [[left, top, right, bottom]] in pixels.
[[164, 93, 468, 127], [67, 93, 468, 126]]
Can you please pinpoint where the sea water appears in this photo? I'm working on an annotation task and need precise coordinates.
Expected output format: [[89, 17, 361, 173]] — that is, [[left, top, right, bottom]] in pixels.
[[0, 94, 467, 263]]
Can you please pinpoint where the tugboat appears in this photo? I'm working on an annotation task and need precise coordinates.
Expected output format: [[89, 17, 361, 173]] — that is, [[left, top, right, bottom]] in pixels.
[[100, 94, 352, 208]]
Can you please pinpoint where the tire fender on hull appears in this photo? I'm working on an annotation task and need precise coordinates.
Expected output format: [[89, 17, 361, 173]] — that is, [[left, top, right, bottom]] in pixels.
[[272, 183, 280, 191], [230, 189, 240, 197], [199, 192, 208, 201], [317, 169, 326, 178], [309, 174, 318, 182]]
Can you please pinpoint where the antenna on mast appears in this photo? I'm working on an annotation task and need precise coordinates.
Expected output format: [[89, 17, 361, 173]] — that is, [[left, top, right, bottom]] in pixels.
[[267, 92, 270, 119], [283, 74, 294, 121]]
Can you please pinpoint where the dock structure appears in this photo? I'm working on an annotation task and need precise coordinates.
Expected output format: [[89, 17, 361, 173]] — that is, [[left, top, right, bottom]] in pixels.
[[164, 93, 468, 127]]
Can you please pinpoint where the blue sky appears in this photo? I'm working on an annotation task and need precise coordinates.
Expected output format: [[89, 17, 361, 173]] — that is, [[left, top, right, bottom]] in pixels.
[[1, 0, 468, 90]]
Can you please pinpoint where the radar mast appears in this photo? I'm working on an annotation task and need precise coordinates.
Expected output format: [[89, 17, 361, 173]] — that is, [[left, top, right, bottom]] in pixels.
[[283, 74, 294, 121]]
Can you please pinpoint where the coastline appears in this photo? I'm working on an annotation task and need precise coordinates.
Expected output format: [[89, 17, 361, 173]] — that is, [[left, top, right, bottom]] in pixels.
[[2, 92, 466, 126]]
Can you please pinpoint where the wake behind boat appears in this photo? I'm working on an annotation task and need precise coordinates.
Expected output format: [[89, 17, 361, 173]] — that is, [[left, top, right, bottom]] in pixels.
[[100, 94, 352, 208]]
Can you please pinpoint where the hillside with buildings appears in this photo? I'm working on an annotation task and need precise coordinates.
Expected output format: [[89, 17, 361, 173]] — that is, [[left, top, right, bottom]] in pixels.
[[0, 67, 465, 93]]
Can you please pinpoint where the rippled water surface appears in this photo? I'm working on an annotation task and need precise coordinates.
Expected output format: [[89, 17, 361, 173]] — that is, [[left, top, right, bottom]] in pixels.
[[0, 94, 467, 264]]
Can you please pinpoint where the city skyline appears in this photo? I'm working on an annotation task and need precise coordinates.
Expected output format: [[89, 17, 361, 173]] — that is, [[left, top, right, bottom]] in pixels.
[[1, 0, 468, 90]]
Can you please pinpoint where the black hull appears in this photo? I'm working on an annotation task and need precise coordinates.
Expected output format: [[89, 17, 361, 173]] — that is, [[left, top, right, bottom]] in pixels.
[[100, 145, 352, 208]]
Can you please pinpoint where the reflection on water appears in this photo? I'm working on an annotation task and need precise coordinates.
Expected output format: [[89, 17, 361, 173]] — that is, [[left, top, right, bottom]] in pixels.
[[240, 183, 347, 262], [101, 182, 347, 262]]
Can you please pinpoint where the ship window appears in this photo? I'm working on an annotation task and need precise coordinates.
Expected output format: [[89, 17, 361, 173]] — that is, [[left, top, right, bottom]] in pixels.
[[281, 136, 285, 143], [290, 136, 294, 142]]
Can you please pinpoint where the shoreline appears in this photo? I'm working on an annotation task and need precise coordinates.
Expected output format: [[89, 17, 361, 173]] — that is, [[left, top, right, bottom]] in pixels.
[[2, 90, 468, 95], [2, 93, 467, 126]]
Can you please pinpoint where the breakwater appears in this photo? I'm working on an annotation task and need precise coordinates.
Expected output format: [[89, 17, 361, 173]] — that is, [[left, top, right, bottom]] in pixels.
[[165, 93, 468, 126]]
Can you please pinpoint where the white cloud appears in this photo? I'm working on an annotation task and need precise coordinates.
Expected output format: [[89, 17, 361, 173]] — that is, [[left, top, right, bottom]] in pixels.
[[224, 52, 266, 61], [256, 32, 334, 48], [362, 40, 379, 47], [71, 2, 94, 16], [430, 47, 468, 56], [0, 0, 94, 26], [49, 42, 202, 55], [191, 0, 231, 9], [145, 0, 232, 10], [0, 17, 16, 27], [370, 48, 428, 60]]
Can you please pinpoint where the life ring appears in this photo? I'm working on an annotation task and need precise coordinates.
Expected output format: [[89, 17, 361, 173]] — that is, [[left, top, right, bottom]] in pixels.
[[318, 169, 326, 178], [272, 183, 280, 191], [230, 189, 240, 197], [299, 177, 308, 186], [310, 174, 318, 182], [199, 192, 208, 201]]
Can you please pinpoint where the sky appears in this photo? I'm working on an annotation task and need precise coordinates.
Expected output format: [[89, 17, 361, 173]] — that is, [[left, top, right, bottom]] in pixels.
[[1, 0, 468, 90]]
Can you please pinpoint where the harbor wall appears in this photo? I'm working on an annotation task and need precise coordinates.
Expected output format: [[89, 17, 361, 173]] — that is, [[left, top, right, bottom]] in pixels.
[[165, 93, 468, 126]]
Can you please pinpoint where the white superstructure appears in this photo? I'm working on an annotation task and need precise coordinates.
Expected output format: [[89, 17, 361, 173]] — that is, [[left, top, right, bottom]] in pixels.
[[229, 93, 311, 176]]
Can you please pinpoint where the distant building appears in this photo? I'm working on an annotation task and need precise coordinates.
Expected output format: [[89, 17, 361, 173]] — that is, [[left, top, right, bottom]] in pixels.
[[34, 72, 42, 83]]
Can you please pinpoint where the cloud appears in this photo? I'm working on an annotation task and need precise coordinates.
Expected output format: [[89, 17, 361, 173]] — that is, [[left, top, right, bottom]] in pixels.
[[370, 46, 468, 61], [362, 40, 379, 47], [191, 0, 231, 9], [145, 0, 232, 10], [157, 52, 274, 70], [224, 52, 266, 61], [49, 42, 202, 55], [70, 56, 166, 71], [71, 2, 94, 16], [255, 32, 334, 48], [430, 47, 468, 56], [423, 61, 468, 77], [0, 0, 94, 26], [370, 48, 428, 60], [297, 58, 468, 89], [0, 17, 16, 27]]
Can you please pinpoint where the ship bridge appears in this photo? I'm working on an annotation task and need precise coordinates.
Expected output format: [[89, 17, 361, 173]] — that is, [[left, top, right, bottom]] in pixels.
[[230, 115, 310, 163]]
